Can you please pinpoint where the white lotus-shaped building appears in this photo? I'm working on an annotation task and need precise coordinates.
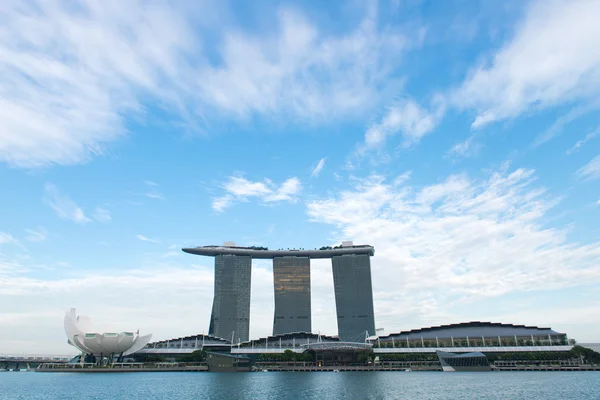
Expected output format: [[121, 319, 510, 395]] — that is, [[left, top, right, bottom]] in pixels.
[[64, 308, 152, 356]]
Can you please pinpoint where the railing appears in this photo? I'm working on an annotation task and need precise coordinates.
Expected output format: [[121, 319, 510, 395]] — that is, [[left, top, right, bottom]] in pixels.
[[0, 354, 73, 362], [231, 348, 304, 354], [374, 345, 573, 353]]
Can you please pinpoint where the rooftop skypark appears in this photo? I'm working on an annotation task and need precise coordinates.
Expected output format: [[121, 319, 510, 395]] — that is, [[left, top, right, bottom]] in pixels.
[[182, 241, 375, 259]]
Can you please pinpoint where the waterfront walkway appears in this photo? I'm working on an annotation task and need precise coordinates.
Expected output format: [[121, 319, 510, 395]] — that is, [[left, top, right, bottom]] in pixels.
[[30, 363, 600, 373]]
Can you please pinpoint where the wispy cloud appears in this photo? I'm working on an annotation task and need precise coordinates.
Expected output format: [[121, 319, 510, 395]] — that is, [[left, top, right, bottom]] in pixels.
[[0, 232, 22, 247], [364, 97, 445, 148], [24, 227, 47, 243], [144, 181, 165, 200], [212, 176, 302, 212], [160, 251, 181, 259], [575, 155, 600, 181], [307, 167, 600, 304], [92, 207, 112, 223], [43, 183, 91, 224], [136, 234, 160, 244], [446, 135, 480, 159], [311, 158, 327, 177], [0, 1, 415, 169], [567, 127, 600, 155], [535, 103, 599, 147], [455, 0, 600, 128]]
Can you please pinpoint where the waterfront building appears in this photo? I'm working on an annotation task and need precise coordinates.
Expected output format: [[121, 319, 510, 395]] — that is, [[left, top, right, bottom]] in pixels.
[[64, 308, 152, 361], [332, 253, 376, 341], [369, 321, 569, 350], [182, 241, 375, 340], [210, 254, 252, 343], [273, 256, 311, 335]]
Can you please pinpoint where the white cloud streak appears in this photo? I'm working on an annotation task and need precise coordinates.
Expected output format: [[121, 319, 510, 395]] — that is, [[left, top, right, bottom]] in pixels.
[[144, 181, 165, 200], [0, 232, 22, 247], [24, 227, 47, 243], [1, 1, 411, 168], [456, 0, 600, 128], [567, 127, 600, 155], [575, 155, 600, 181], [212, 176, 302, 212], [92, 207, 112, 223], [136, 234, 160, 244], [311, 158, 327, 177], [43, 183, 91, 224]]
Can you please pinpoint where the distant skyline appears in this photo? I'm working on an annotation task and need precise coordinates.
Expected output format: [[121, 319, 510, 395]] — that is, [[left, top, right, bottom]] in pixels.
[[1, 0, 600, 354]]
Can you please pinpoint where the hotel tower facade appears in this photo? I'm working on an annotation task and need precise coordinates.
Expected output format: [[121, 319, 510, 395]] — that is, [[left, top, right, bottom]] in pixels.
[[183, 241, 376, 342]]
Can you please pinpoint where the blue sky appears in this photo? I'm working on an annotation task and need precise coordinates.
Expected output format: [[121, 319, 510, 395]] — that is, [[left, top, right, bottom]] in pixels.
[[1, 0, 600, 354]]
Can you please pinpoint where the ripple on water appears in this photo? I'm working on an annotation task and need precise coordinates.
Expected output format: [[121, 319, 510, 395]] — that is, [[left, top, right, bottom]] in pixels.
[[1, 371, 599, 400]]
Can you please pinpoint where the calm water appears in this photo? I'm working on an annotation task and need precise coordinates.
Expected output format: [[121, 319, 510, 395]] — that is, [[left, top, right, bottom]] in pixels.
[[1, 371, 599, 399]]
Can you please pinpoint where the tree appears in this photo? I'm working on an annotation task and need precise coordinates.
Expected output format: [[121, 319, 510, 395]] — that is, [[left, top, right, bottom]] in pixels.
[[283, 349, 295, 362], [358, 351, 375, 364], [570, 346, 600, 364]]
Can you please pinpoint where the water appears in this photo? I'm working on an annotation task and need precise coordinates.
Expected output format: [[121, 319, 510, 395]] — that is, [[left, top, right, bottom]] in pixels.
[[1, 372, 599, 400]]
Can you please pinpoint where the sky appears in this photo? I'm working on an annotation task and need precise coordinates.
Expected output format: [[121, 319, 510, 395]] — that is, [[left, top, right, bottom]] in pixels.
[[1, 0, 600, 355]]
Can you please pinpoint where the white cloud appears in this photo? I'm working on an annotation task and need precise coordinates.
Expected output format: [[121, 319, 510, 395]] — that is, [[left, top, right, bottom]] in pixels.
[[265, 177, 302, 202], [145, 192, 165, 200], [136, 234, 160, 244], [211, 195, 235, 213], [143, 181, 165, 200], [212, 176, 302, 212], [567, 127, 600, 155], [43, 183, 91, 224], [24, 227, 47, 243], [92, 207, 112, 223], [456, 0, 600, 128], [364, 97, 445, 148], [196, 6, 409, 121], [159, 251, 181, 259], [575, 155, 600, 181], [311, 158, 327, 177], [0, 1, 412, 168], [306, 167, 600, 331], [0, 232, 22, 247], [446, 135, 480, 159]]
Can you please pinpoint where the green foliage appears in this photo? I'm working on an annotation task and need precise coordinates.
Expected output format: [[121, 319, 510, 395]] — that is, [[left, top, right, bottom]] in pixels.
[[283, 349, 295, 361], [357, 351, 376, 364], [570, 345, 600, 364], [484, 348, 600, 364]]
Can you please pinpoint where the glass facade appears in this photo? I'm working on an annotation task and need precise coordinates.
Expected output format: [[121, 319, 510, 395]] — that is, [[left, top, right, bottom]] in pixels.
[[332, 254, 376, 341], [209, 254, 252, 343], [273, 256, 311, 335]]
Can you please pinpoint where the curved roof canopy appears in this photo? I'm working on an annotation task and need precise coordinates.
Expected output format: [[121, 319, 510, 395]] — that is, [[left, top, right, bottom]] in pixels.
[[182, 245, 374, 259], [375, 322, 564, 340]]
